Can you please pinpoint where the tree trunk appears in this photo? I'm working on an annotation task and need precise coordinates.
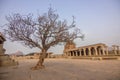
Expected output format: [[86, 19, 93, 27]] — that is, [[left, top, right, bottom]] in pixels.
[[31, 50, 46, 70]]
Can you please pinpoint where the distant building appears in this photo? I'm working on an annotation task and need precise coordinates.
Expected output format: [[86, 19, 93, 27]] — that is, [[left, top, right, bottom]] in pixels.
[[63, 41, 120, 60]]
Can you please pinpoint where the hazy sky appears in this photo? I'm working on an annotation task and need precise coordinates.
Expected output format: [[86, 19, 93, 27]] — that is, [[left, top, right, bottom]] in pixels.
[[0, 0, 120, 54]]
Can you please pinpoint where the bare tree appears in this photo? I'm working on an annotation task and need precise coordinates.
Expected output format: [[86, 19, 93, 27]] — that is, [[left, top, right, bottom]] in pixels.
[[4, 8, 84, 70]]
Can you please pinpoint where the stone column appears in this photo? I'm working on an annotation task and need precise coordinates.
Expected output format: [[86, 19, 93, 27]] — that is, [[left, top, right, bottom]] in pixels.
[[70, 52, 72, 56], [83, 49, 86, 56], [88, 48, 91, 56], [68, 52, 70, 56], [94, 47, 98, 56], [79, 50, 81, 56], [72, 51, 74, 56], [102, 46, 105, 55], [74, 51, 76, 56], [106, 46, 108, 55], [99, 48, 101, 55], [112, 45, 117, 55], [67, 52, 69, 56], [75, 51, 78, 56]]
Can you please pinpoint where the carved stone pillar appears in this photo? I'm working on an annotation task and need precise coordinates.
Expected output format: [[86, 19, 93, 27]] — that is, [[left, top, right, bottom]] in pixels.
[[112, 45, 117, 55], [79, 50, 81, 56], [70, 52, 72, 56], [75, 51, 78, 56], [99, 48, 101, 55], [102, 46, 105, 55], [106, 46, 108, 55], [72, 51, 74, 56], [88, 48, 91, 56], [95, 47, 98, 56], [83, 49, 86, 56]]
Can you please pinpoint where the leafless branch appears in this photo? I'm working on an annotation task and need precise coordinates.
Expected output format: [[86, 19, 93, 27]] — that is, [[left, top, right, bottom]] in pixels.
[[4, 8, 84, 52]]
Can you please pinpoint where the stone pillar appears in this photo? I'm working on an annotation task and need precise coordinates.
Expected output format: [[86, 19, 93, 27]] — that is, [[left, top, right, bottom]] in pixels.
[[72, 51, 74, 56], [106, 46, 109, 55], [67, 52, 69, 56], [112, 45, 117, 55], [69, 52, 71, 56], [79, 50, 81, 56], [66, 52, 68, 56], [68, 52, 69, 56], [102, 46, 105, 55], [99, 48, 101, 55], [74, 51, 76, 56], [75, 51, 77, 56], [88, 48, 91, 56], [94, 47, 98, 56], [83, 49, 86, 56]]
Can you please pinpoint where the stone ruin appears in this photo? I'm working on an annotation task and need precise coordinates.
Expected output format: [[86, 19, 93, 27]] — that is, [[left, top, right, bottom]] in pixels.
[[63, 41, 120, 60], [64, 40, 76, 53], [0, 32, 18, 67]]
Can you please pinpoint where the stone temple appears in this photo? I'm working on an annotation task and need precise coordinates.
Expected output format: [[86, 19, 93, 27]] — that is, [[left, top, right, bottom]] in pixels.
[[63, 41, 120, 60], [0, 32, 18, 67]]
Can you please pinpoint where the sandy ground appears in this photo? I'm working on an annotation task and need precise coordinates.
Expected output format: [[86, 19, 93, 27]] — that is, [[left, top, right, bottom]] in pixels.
[[0, 59, 120, 80]]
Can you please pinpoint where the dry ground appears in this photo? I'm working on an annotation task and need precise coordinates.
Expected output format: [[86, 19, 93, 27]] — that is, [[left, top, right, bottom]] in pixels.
[[0, 59, 120, 80]]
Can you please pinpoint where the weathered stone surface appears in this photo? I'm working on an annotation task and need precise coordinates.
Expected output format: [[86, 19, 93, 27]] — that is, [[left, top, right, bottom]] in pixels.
[[64, 40, 76, 52], [0, 32, 18, 67]]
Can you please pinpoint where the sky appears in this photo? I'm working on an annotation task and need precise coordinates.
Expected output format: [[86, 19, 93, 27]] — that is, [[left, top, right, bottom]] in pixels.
[[0, 0, 120, 54]]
